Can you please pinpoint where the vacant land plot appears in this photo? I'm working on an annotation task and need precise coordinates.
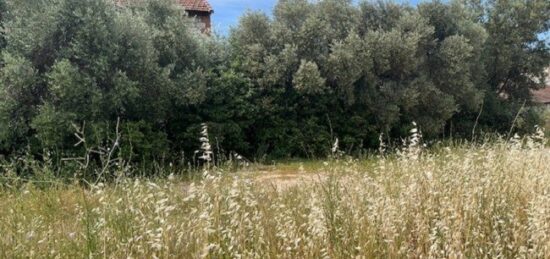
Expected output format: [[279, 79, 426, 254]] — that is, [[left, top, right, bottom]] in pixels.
[[1, 143, 549, 258]]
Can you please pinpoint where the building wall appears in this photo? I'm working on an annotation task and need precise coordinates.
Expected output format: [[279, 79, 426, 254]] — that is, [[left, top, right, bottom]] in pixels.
[[186, 11, 212, 34]]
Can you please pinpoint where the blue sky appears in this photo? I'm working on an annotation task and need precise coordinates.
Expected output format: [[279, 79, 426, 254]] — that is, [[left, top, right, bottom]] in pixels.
[[209, 0, 274, 35], [209, 0, 422, 35]]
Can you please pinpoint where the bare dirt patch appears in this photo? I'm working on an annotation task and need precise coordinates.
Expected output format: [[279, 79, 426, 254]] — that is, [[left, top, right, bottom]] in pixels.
[[254, 171, 327, 191]]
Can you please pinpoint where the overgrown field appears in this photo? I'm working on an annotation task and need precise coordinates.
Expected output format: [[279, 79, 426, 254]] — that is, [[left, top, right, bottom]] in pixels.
[[1, 141, 549, 258]]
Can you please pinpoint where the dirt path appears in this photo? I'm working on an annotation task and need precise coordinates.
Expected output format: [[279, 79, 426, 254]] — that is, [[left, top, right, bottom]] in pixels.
[[254, 171, 327, 191]]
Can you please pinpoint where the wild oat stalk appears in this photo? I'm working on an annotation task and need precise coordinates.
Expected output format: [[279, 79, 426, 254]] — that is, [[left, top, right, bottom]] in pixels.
[[0, 136, 549, 258]]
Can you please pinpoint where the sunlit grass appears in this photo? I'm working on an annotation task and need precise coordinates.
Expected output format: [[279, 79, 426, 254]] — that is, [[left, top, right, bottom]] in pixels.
[[0, 140, 549, 258]]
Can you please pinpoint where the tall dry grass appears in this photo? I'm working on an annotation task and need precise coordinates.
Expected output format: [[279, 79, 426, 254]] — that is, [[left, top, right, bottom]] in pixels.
[[0, 138, 549, 258]]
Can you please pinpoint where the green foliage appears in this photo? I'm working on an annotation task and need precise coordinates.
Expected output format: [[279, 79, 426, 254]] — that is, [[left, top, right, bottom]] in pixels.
[[0, 0, 548, 169], [0, 0, 218, 162], [293, 60, 327, 95], [0, 54, 40, 150]]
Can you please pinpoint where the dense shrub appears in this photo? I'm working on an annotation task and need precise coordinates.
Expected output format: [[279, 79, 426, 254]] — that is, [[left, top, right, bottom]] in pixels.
[[0, 0, 548, 165]]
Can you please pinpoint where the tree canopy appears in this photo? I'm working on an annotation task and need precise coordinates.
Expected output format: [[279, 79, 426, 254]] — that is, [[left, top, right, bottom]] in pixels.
[[0, 0, 548, 164]]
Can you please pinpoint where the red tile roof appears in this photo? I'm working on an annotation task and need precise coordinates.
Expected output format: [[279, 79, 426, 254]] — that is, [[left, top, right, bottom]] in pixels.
[[179, 0, 213, 13], [532, 68, 550, 104], [115, 0, 213, 13], [533, 87, 550, 104]]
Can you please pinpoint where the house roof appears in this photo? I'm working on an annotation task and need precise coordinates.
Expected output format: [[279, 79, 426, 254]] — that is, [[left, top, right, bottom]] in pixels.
[[115, 0, 213, 13], [533, 87, 550, 104], [179, 0, 213, 13], [532, 68, 550, 104]]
